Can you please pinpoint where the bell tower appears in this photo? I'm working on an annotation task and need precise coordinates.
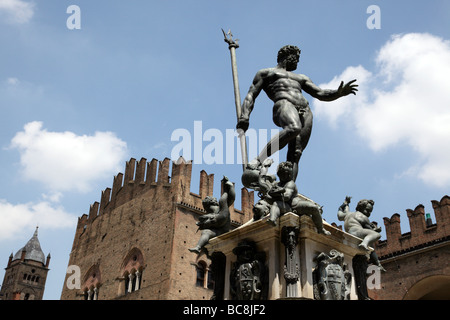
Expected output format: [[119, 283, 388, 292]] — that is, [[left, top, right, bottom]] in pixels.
[[0, 227, 51, 300]]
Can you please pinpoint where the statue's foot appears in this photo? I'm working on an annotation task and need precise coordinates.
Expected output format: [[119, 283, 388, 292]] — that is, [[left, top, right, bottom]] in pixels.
[[266, 219, 277, 227], [188, 247, 201, 254], [320, 228, 331, 236], [358, 243, 370, 251]]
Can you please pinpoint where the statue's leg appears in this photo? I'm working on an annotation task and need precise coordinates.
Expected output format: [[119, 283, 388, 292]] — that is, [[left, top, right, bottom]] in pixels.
[[189, 229, 217, 253], [268, 202, 281, 226], [369, 251, 386, 272], [257, 102, 302, 163], [292, 199, 330, 235], [299, 109, 313, 152], [357, 229, 381, 250], [287, 136, 302, 182], [288, 109, 313, 181]]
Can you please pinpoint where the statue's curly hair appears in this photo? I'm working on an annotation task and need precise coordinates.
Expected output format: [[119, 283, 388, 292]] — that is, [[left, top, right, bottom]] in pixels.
[[356, 199, 375, 212], [276, 161, 293, 175], [202, 196, 219, 208], [277, 45, 301, 63]]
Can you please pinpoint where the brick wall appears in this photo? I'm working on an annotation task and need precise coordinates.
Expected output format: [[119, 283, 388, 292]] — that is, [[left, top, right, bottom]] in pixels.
[[60, 157, 253, 300], [369, 195, 450, 300], [375, 195, 450, 258]]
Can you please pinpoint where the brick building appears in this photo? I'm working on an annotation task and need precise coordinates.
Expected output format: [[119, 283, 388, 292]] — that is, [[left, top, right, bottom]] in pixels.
[[60, 157, 253, 300], [0, 227, 51, 300], [369, 196, 450, 300]]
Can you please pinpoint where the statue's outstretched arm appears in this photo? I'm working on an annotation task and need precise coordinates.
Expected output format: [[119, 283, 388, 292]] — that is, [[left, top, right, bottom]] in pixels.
[[303, 76, 358, 101]]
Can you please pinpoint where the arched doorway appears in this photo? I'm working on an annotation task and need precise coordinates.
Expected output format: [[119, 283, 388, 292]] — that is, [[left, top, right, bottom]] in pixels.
[[403, 275, 450, 300]]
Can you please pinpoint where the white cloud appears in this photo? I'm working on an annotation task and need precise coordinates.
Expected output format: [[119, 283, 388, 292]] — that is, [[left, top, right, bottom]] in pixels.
[[0, 0, 35, 24], [6, 77, 20, 85], [312, 33, 450, 188], [0, 198, 76, 241], [10, 121, 128, 193], [41, 191, 63, 203]]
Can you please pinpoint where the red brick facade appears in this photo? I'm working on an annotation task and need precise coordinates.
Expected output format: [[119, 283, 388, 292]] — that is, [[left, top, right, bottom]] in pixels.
[[60, 157, 253, 300], [369, 196, 450, 300]]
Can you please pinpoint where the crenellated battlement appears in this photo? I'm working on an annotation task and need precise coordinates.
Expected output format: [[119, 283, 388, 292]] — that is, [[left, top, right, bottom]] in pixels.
[[65, 156, 256, 300], [375, 195, 450, 258], [76, 157, 254, 233]]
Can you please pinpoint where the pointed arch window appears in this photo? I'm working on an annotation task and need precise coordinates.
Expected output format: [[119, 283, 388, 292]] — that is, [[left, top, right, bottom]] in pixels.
[[120, 248, 145, 296], [82, 265, 101, 300], [123, 268, 143, 294]]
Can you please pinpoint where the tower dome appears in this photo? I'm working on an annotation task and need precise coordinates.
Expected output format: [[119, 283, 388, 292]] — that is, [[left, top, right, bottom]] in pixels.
[[12, 227, 46, 265]]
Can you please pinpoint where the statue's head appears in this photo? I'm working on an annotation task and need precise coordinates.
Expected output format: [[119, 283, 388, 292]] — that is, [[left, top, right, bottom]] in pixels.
[[202, 196, 219, 212], [277, 45, 301, 71], [276, 161, 294, 181], [252, 199, 270, 221], [233, 240, 256, 263], [356, 199, 374, 217]]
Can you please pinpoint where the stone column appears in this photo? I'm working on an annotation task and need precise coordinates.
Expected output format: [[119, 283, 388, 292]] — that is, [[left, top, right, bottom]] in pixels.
[[128, 273, 135, 293], [267, 238, 280, 300], [135, 271, 140, 291]]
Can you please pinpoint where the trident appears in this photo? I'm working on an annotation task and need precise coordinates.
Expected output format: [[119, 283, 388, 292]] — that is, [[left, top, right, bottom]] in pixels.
[[222, 29, 248, 171]]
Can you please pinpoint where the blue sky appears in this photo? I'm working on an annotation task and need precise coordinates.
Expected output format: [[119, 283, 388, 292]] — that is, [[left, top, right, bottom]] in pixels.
[[1, 0, 449, 300]]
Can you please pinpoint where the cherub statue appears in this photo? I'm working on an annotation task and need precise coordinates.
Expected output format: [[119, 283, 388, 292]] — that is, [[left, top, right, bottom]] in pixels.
[[264, 161, 299, 226], [189, 176, 235, 254], [253, 161, 330, 235], [337, 196, 385, 271]]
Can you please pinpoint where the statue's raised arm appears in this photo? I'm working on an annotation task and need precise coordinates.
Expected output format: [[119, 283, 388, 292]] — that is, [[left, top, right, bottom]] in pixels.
[[219, 176, 236, 209], [189, 176, 236, 254], [337, 196, 352, 221]]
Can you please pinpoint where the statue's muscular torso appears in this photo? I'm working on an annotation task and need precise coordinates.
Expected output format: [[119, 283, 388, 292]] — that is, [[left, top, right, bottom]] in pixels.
[[258, 68, 311, 112]]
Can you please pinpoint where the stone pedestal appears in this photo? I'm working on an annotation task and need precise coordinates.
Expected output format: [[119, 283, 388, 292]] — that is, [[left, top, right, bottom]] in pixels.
[[205, 211, 369, 300]]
